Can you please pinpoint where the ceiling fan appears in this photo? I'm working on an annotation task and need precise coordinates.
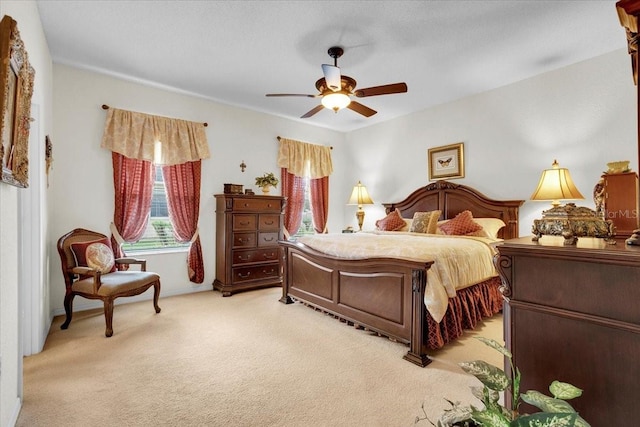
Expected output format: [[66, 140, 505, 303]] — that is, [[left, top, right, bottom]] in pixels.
[[266, 46, 408, 118]]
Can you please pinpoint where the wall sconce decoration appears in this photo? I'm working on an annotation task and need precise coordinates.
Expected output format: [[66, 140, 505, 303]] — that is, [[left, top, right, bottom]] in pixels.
[[530, 160, 614, 244], [45, 135, 52, 187], [240, 160, 246, 172], [347, 181, 374, 231]]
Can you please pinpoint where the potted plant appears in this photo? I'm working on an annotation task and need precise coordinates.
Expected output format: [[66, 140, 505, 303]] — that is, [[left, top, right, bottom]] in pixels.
[[255, 172, 279, 194], [416, 337, 590, 427]]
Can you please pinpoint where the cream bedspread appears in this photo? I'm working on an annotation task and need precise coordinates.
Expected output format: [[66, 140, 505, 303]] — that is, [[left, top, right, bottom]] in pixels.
[[297, 231, 499, 323]]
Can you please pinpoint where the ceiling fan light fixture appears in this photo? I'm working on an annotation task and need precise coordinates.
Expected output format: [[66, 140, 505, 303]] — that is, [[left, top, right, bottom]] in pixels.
[[321, 92, 351, 112]]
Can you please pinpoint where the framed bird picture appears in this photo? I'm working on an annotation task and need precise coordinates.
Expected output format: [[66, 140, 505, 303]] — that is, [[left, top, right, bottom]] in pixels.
[[428, 142, 464, 180]]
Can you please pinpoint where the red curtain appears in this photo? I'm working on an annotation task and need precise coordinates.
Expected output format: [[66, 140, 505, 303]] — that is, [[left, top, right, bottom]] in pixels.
[[281, 168, 305, 237], [162, 161, 204, 283], [310, 176, 329, 233], [111, 152, 154, 258]]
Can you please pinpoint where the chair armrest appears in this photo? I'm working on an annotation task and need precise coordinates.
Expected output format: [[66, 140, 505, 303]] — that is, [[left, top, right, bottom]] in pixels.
[[115, 257, 147, 271], [69, 267, 102, 292]]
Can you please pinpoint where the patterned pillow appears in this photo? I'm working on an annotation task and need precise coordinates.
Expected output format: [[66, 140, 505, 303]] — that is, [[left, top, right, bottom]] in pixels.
[[439, 210, 483, 236], [375, 209, 407, 231], [71, 238, 116, 274], [409, 210, 442, 234]]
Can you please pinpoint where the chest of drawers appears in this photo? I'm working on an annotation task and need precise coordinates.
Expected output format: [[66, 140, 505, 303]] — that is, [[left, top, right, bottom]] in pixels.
[[213, 194, 285, 296]]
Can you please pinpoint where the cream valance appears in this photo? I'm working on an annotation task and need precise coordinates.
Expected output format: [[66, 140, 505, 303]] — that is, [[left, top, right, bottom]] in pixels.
[[101, 108, 210, 165], [277, 137, 333, 178]]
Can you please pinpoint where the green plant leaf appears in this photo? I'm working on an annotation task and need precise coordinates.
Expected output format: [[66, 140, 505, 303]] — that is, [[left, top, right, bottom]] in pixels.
[[471, 408, 510, 427], [520, 390, 576, 413], [549, 381, 583, 400], [475, 337, 512, 359], [459, 360, 510, 391], [511, 412, 577, 427]]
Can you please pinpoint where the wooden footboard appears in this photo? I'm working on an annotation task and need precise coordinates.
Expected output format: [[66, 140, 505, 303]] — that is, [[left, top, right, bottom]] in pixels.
[[279, 240, 433, 367]]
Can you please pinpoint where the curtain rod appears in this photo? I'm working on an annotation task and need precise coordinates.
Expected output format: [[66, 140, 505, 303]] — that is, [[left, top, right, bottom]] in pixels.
[[277, 135, 332, 149], [101, 104, 208, 127]]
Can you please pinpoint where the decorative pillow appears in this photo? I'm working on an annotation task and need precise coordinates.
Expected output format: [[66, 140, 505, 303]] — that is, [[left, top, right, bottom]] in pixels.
[[398, 218, 412, 232], [71, 238, 116, 274], [375, 209, 407, 231], [409, 210, 442, 234], [471, 218, 506, 239], [439, 210, 483, 236]]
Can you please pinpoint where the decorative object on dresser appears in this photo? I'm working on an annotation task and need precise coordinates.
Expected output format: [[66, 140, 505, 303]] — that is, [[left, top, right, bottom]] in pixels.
[[530, 160, 614, 244], [427, 142, 464, 180], [495, 237, 640, 425], [223, 183, 243, 194], [254, 172, 279, 194], [347, 180, 374, 231], [213, 194, 285, 296], [601, 171, 639, 240], [280, 180, 523, 366]]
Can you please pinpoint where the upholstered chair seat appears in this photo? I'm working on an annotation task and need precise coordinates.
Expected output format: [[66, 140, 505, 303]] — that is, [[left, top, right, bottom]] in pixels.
[[57, 228, 161, 337]]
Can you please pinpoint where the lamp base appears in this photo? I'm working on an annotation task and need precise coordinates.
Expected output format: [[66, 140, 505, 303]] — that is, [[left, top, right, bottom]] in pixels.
[[356, 209, 365, 231], [531, 203, 615, 245]]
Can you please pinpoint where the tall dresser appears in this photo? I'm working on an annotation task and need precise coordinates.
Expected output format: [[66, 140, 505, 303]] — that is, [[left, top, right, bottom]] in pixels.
[[495, 237, 640, 425], [213, 194, 285, 296]]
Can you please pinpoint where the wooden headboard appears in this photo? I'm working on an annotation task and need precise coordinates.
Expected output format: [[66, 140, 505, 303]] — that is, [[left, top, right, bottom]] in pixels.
[[383, 180, 524, 239]]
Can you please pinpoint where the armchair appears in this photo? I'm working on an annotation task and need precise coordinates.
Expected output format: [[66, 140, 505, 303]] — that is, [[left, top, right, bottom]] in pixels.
[[57, 228, 161, 337]]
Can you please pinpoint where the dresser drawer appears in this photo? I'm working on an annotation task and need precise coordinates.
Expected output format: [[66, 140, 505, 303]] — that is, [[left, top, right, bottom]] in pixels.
[[232, 248, 280, 265], [233, 214, 257, 231], [233, 198, 281, 212], [232, 232, 256, 248], [258, 232, 279, 247], [232, 263, 280, 283], [259, 214, 280, 230]]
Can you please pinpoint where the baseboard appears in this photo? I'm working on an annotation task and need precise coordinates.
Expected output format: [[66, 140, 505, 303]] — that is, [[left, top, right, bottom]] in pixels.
[[5, 397, 21, 427]]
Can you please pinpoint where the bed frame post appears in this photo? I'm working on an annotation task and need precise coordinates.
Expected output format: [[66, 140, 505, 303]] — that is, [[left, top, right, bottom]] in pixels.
[[403, 268, 431, 367], [279, 245, 293, 304]]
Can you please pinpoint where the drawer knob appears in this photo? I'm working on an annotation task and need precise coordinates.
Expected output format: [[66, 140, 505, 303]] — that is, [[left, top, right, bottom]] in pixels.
[[240, 221, 250, 225], [263, 237, 274, 242], [263, 252, 275, 259], [238, 272, 251, 279], [238, 255, 250, 261], [263, 220, 274, 225]]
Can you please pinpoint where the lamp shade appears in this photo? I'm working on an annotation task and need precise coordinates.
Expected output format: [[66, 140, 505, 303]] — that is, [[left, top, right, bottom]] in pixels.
[[347, 181, 374, 206], [322, 92, 351, 112], [530, 160, 584, 206]]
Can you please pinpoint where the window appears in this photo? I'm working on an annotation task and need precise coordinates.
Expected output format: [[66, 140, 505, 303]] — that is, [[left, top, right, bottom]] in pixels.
[[292, 176, 315, 238], [121, 166, 190, 253]]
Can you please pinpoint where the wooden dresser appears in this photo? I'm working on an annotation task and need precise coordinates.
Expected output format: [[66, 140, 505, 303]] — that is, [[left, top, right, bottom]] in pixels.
[[602, 172, 639, 238], [213, 194, 285, 296], [495, 236, 640, 425]]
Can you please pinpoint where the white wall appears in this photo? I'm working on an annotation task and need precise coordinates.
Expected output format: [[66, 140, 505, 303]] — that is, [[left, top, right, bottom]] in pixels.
[[343, 48, 637, 236], [0, 1, 53, 425], [49, 64, 346, 315]]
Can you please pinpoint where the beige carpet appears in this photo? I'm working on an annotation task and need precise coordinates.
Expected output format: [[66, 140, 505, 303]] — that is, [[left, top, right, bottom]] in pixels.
[[17, 287, 502, 427]]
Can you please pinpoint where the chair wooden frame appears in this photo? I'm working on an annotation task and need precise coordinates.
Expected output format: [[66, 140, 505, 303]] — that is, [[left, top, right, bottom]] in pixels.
[[57, 228, 161, 337]]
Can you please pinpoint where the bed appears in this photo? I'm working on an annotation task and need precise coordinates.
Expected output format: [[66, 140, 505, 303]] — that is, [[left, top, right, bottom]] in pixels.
[[279, 180, 523, 366]]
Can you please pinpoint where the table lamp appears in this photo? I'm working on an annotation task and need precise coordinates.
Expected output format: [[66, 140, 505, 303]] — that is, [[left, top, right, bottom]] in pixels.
[[530, 160, 614, 244], [347, 181, 374, 231]]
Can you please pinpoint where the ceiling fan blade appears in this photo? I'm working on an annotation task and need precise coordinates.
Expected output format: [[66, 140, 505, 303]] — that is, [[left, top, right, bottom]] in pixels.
[[322, 64, 341, 91], [301, 105, 325, 118], [354, 82, 408, 97], [266, 93, 317, 98], [347, 101, 377, 117]]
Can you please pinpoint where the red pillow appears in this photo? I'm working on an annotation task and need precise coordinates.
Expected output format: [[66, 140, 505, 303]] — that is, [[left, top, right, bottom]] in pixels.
[[375, 209, 406, 231], [70, 238, 117, 274], [439, 210, 483, 236]]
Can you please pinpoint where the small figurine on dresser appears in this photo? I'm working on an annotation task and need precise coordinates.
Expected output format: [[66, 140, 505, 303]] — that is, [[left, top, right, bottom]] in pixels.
[[626, 229, 640, 245]]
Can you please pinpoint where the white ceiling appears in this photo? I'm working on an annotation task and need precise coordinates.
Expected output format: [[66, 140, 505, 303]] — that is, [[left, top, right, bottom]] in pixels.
[[35, 0, 628, 133]]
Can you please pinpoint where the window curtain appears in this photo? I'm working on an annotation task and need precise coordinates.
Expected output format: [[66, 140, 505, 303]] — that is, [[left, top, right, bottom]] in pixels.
[[310, 176, 329, 233], [102, 107, 210, 283], [162, 161, 204, 283], [277, 137, 332, 236], [110, 152, 154, 259], [280, 169, 305, 237]]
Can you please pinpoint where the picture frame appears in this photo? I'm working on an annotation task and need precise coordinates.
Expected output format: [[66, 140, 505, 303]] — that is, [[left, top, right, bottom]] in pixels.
[[428, 142, 465, 180], [0, 15, 35, 188]]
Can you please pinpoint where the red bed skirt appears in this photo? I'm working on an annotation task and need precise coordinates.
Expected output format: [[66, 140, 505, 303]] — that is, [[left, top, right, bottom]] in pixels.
[[426, 276, 503, 350]]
